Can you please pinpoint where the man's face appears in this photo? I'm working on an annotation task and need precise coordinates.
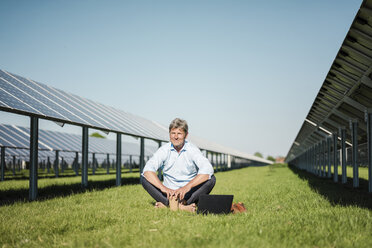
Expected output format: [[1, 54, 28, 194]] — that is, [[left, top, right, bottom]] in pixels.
[[169, 128, 188, 148]]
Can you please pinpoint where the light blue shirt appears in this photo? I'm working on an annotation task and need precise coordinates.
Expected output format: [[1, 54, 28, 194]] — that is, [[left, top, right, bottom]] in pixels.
[[142, 140, 214, 190]]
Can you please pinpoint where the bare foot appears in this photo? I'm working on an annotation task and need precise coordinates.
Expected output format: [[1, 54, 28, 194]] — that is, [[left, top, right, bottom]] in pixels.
[[169, 196, 179, 211], [154, 202, 167, 209], [178, 203, 196, 213]]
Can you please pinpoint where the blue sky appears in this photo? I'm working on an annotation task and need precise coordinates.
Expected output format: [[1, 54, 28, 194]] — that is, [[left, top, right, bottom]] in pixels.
[[0, 0, 362, 158]]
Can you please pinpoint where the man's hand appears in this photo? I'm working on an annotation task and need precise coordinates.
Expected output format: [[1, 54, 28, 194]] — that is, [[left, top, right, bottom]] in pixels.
[[173, 174, 209, 201], [174, 185, 192, 201], [161, 187, 176, 199], [144, 171, 175, 199]]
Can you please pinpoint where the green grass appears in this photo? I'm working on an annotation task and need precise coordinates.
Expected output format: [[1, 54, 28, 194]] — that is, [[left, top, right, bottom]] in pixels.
[[327, 165, 369, 180], [1, 164, 372, 247]]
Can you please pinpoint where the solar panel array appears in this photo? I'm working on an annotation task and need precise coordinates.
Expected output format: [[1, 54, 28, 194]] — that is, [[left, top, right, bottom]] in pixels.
[[147, 122, 272, 164], [0, 124, 271, 165], [0, 69, 272, 164], [3, 147, 56, 161], [188, 134, 273, 164], [0, 70, 169, 141], [0, 124, 157, 161], [286, 0, 372, 162], [4, 149, 142, 165]]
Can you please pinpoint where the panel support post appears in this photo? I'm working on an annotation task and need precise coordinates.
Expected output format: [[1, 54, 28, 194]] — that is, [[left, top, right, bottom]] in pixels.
[[92, 153, 96, 175], [327, 136, 331, 178], [157, 141, 163, 180], [224, 154, 227, 170], [319, 142, 322, 176], [129, 155, 132, 173], [317, 142, 321, 176], [82, 126, 88, 188], [212, 153, 216, 172], [317, 143, 321, 176], [339, 127, 347, 184], [0, 147, 5, 181], [313, 145, 316, 175], [366, 109, 372, 192], [61, 157, 65, 173], [324, 139, 328, 177], [309, 146, 312, 174], [320, 140, 323, 176], [306, 149, 309, 172], [227, 154, 231, 169], [106, 154, 110, 174], [350, 120, 359, 188], [218, 153, 221, 170], [315, 144, 318, 175], [54, 150, 59, 178], [320, 142, 323, 176], [333, 132, 338, 183], [74, 152, 79, 176], [116, 133, 122, 186], [29, 116, 38, 201], [322, 140, 326, 177], [310, 148, 313, 173], [307, 147, 310, 173], [12, 155, 16, 176], [47, 156, 51, 174], [140, 137, 145, 175]]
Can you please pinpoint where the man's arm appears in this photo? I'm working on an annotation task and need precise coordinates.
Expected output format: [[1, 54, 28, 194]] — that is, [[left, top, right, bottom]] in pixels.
[[143, 145, 176, 198], [143, 171, 176, 199], [174, 174, 209, 201]]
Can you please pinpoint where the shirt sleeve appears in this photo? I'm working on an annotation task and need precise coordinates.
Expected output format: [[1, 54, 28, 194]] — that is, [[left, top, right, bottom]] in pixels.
[[142, 146, 168, 175], [192, 146, 214, 178]]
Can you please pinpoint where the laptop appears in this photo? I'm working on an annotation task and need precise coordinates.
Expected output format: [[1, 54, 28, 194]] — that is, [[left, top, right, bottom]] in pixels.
[[197, 194, 234, 215]]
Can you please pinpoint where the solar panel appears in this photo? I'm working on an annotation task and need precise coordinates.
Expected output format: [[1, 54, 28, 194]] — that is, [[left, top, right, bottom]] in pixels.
[[0, 124, 158, 157], [0, 124, 31, 149], [0, 74, 68, 120], [39, 129, 78, 151], [0, 79, 42, 116], [5, 147, 29, 158]]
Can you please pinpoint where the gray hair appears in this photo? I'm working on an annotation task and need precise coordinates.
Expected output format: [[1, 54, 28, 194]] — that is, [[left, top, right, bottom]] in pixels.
[[169, 118, 188, 133]]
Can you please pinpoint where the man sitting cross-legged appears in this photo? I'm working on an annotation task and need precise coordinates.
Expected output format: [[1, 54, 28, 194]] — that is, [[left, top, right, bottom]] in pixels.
[[141, 118, 216, 212]]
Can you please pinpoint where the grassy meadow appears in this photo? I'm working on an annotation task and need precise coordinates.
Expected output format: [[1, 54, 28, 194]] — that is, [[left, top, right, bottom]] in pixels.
[[1, 164, 372, 247]]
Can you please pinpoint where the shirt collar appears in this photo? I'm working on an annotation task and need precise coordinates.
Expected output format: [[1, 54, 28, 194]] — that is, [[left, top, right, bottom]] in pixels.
[[170, 140, 188, 152]]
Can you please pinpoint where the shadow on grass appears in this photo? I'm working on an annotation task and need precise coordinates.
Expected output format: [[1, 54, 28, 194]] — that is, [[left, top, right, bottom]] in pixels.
[[289, 165, 372, 210], [0, 176, 140, 206]]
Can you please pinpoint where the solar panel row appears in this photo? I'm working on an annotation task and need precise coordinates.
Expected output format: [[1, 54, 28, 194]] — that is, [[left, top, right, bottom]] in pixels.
[[0, 69, 272, 163], [286, 0, 372, 161], [0, 124, 157, 156], [0, 69, 274, 164], [2, 148, 142, 166], [0, 70, 169, 141], [4, 149, 74, 164], [285, 0, 372, 192]]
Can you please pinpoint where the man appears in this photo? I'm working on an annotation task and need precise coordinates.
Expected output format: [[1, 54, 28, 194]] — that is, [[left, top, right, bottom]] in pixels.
[[141, 118, 216, 212]]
